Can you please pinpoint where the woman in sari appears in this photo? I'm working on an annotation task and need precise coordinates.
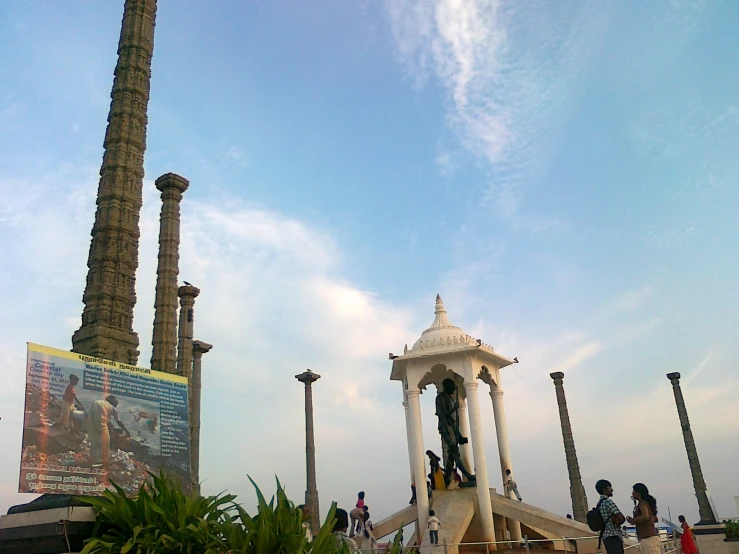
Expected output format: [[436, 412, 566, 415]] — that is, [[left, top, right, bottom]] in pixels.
[[678, 515, 698, 554]]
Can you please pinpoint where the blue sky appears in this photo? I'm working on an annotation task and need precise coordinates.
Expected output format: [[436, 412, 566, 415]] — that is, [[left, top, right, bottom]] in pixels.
[[1, 0, 738, 527]]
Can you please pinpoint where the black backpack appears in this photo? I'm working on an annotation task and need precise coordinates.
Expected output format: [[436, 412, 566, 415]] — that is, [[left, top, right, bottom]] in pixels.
[[587, 498, 607, 532]]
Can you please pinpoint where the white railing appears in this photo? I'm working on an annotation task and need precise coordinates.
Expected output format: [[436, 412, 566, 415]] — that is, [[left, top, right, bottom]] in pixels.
[[356, 532, 682, 553]]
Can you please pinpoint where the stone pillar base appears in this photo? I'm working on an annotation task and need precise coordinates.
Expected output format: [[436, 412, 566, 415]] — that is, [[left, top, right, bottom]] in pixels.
[[693, 524, 729, 554]]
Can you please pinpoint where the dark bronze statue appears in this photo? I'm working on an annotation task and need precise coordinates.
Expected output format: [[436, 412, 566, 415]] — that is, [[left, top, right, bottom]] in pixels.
[[435, 378, 475, 486]]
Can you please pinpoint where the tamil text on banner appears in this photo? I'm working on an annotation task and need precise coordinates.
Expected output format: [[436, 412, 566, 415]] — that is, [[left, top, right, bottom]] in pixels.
[[20, 343, 191, 496]]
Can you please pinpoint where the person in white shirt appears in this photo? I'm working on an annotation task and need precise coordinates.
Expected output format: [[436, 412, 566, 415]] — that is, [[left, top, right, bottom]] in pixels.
[[427, 509, 441, 544], [298, 504, 312, 542], [504, 469, 522, 501], [333, 508, 359, 553]]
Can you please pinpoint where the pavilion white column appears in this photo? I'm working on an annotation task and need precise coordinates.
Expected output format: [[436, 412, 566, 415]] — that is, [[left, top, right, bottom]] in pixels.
[[463, 380, 496, 543], [490, 386, 522, 541], [457, 397, 473, 474], [406, 388, 429, 534], [402, 393, 414, 485]]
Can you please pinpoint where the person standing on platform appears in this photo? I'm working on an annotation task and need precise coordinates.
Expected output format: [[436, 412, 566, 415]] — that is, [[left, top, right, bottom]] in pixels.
[[596, 479, 626, 554], [678, 515, 698, 554], [350, 491, 365, 537], [427, 509, 441, 545]]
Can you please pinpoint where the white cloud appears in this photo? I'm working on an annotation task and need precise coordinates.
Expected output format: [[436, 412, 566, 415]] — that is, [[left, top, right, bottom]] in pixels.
[[1, 165, 737, 525], [0, 168, 422, 517]]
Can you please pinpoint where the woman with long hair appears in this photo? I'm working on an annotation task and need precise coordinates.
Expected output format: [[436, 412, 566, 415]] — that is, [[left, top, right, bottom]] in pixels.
[[357, 511, 379, 551], [678, 515, 698, 554], [626, 483, 660, 554]]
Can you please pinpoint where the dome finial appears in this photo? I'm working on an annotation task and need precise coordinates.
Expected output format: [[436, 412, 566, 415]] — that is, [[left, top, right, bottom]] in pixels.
[[429, 294, 452, 329], [435, 294, 444, 313]]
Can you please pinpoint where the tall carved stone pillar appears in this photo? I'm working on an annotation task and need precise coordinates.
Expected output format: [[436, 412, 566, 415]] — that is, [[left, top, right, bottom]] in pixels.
[[666, 372, 716, 524], [72, 0, 158, 365], [190, 340, 212, 497], [296, 370, 321, 534], [549, 372, 588, 523], [176, 285, 199, 378], [151, 173, 188, 373]]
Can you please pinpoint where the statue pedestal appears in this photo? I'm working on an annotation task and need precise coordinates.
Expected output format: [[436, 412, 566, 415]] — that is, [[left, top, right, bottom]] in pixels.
[[0, 498, 96, 554], [693, 524, 729, 554]]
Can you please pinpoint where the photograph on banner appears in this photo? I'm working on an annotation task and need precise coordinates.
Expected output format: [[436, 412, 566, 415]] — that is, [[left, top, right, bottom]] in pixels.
[[20, 343, 191, 496]]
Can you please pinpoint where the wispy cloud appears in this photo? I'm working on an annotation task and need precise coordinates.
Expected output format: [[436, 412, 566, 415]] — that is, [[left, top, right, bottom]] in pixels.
[[388, 0, 613, 229]]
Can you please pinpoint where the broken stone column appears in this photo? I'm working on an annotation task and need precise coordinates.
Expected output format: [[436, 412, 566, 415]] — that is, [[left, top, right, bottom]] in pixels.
[[176, 285, 199, 378], [190, 340, 212, 497], [151, 173, 188, 374], [549, 372, 588, 523]]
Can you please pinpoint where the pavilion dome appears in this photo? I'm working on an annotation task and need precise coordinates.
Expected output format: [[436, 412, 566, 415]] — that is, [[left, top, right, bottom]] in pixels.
[[411, 295, 477, 351]]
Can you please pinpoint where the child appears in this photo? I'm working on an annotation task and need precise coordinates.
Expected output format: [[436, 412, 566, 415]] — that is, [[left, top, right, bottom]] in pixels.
[[58, 374, 83, 429], [428, 509, 441, 544], [504, 469, 522, 501]]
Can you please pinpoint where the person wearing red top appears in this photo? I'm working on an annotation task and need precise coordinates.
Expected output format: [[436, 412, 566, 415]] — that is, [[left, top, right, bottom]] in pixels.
[[678, 515, 698, 554], [57, 374, 83, 429], [349, 491, 365, 537]]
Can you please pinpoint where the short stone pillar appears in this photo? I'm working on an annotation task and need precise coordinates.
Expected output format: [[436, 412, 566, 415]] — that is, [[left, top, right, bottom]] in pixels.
[[549, 372, 588, 523], [190, 340, 212, 497], [666, 372, 717, 524], [151, 173, 188, 374], [176, 285, 200, 378], [296, 370, 321, 534]]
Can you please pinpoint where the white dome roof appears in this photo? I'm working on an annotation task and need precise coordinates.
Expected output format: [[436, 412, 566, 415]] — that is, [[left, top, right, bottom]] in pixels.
[[411, 295, 478, 351]]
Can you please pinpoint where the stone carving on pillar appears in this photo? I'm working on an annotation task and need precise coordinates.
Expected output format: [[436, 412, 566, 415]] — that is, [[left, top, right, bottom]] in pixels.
[[151, 173, 189, 373], [176, 285, 199, 378], [72, 0, 158, 365], [190, 340, 212, 497], [436, 378, 475, 486], [666, 372, 717, 524], [296, 370, 322, 535], [549, 371, 588, 523]]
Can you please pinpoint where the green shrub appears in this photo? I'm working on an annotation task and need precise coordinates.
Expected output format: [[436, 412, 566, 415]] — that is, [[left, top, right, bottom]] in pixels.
[[81, 470, 405, 553], [725, 519, 739, 539]]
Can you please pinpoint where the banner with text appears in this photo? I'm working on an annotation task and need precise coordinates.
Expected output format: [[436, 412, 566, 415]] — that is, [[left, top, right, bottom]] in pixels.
[[20, 343, 191, 496]]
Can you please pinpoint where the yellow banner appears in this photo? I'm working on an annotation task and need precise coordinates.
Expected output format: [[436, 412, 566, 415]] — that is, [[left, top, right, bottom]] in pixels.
[[20, 343, 191, 496]]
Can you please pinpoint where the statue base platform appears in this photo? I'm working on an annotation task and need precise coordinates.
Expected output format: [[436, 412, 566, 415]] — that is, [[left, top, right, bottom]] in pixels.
[[0, 496, 96, 554]]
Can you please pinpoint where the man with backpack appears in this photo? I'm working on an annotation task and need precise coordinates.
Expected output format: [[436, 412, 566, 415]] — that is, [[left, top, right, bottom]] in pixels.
[[591, 479, 626, 554]]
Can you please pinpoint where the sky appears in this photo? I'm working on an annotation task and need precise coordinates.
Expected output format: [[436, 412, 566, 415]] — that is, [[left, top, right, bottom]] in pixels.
[[1, 0, 738, 530]]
